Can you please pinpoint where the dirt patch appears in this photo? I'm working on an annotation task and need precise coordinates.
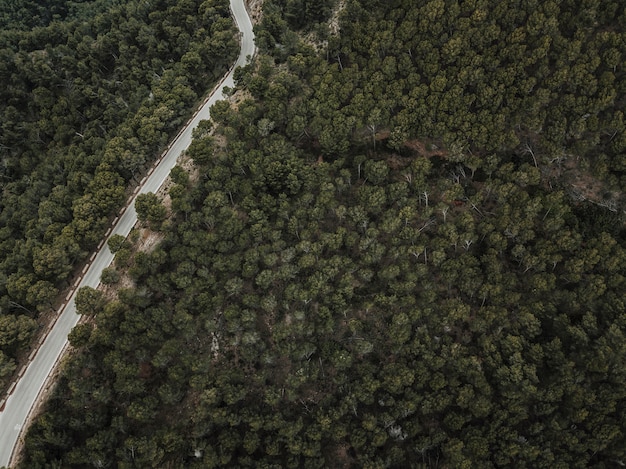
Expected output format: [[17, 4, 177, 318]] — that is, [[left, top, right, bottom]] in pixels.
[[328, 0, 346, 37], [137, 226, 166, 253], [246, 0, 264, 25], [404, 138, 447, 159], [301, 0, 346, 52], [180, 151, 201, 186], [229, 88, 253, 111], [554, 155, 623, 210], [328, 442, 356, 469]]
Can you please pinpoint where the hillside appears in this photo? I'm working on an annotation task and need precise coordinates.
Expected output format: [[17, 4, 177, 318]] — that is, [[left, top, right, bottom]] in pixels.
[[20, 0, 626, 467], [0, 0, 237, 394]]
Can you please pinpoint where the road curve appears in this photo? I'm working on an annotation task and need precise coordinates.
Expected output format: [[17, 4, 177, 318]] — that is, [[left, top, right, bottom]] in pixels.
[[0, 1, 255, 466]]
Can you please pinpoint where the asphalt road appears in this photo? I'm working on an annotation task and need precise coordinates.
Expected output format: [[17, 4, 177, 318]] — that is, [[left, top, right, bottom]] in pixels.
[[0, 1, 255, 466]]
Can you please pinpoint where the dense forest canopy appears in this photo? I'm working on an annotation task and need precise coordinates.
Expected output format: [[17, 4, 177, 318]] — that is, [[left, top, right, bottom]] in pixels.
[[0, 0, 237, 388], [0, 0, 122, 30], [18, 0, 626, 467]]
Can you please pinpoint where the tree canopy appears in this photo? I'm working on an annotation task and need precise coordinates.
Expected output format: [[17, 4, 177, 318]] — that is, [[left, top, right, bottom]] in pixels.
[[0, 0, 238, 391], [19, 0, 626, 467]]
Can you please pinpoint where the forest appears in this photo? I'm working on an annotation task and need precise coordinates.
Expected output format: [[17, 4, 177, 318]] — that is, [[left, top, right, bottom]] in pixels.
[[0, 0, 238, 389], [14, 0, 626, 467]]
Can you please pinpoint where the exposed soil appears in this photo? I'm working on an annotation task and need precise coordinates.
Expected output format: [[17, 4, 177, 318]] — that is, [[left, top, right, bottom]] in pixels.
[[555, 156, 623, 210], [329, 0, 346, 37], [403, 138, 448, 159], [246, 0, 264, 25]]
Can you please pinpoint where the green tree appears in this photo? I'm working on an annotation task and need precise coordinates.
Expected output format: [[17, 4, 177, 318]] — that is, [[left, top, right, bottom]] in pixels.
[[107, 234, 128, 254], [135, 192, 167, 228], [74, 286, 105, 316], [0, 314, 37, 355], [100, 267, 120, 285]]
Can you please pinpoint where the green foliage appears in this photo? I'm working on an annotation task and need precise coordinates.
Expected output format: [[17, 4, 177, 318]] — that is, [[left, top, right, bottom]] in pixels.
[[135, 192, 167, 228], [107, 234, 127, 254], [0, 0, 239, 373], [169, 165, 189, 186], [283, 0, 337, 30], [0, 350, 17, 381], [74, 286, 105, 316], [572, 202, 623, 239], [100, 267, 120, 285], [19, 0, 626, 468], [0, 314, 37, 356], [68, 323, 93, 348], [0, 0, 87, 29]]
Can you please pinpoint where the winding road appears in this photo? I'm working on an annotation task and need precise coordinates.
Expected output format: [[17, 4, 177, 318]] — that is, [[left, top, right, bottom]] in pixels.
[[0, 1, 255, 466]]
